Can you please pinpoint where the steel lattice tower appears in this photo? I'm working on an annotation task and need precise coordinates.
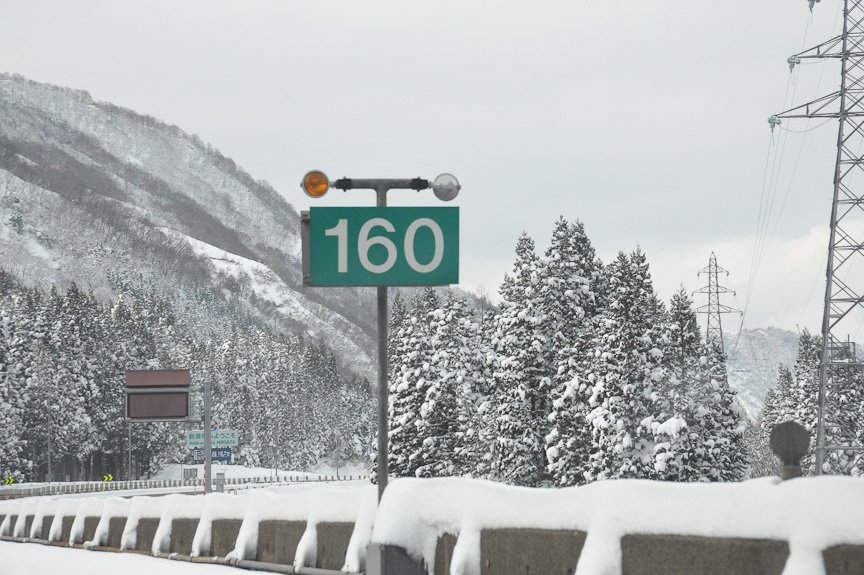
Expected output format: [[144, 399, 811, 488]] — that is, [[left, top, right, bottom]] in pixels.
[[694, 252, 739, 353], [772, 0, 864, 473]]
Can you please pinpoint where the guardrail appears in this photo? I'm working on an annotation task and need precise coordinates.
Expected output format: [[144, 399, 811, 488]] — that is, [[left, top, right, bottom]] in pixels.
[[2, 477, 864, 575], [0, 475, 369, 500]]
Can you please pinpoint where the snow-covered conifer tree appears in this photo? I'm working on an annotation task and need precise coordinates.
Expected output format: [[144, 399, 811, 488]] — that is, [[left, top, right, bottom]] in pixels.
[[387, 288, 439, 477], [581, 249, 664, 481], [412, 294, 474, 477], [488, 233, 550, 486], [543, 218, 604, 486], [652, 289, 746, 481]]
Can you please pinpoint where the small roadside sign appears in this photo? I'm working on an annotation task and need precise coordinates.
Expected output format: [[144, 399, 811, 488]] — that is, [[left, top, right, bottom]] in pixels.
[[192, 447, 232, 463], [212, 448, 232, 462]]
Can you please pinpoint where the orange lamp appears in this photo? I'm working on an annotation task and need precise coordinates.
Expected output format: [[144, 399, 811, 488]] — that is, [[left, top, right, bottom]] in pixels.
[[302, 170, 330, 197]]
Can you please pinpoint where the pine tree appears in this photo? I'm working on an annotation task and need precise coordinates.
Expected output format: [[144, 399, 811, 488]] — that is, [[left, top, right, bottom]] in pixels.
[[652, 289, 746, 482], [387, 288, 439, 477], [488, 234, 549, 486], [398, 293, 490, 478], [581, 249, 664, 481], [412, 294, 469, 477], [544, 218, 604, 486]]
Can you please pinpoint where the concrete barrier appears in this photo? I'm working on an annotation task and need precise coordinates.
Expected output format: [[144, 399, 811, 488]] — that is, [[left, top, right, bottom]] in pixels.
[[170, 518, 199, 554], [823, 544, 864, 575], [107, 517, 127, 549], [435, 534, 457, 575], [23, 515, 34, 539], [317, 521, 354, 570], [61, 516, 74, 542], [256, 520, 306, 564], [211, 519, 243, 557], [480, 528, 586, 575], [40, 515, 53, 540], [620, 534, 789, 575], [78, 516, 100, 544], [135, 517, 160, 552]]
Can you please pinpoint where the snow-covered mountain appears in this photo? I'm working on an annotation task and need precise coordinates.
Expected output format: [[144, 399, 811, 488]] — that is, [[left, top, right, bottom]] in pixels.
[[726, 326, 800, 419], [0, 73, 378, 378], [0, 73, 804, 419]]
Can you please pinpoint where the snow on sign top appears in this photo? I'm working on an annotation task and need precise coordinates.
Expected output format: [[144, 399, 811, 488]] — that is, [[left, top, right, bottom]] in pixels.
[[125, 369, 191, 387]]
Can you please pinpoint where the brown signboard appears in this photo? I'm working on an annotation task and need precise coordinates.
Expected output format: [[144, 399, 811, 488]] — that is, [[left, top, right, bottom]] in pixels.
[[125, 369, 191, 388], [127, 392, 189, 420], [125, 369, 191, 421]]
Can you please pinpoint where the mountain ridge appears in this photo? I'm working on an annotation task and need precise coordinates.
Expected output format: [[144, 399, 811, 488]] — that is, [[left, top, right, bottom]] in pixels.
[[0, 72, 377, 379]]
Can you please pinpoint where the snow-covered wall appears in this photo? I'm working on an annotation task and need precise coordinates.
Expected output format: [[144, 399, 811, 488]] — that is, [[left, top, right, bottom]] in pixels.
[[2, 477, 864, 575], [372, 476, 864, 575]]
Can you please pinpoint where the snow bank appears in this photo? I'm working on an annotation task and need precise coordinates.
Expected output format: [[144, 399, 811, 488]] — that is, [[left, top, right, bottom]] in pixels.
[[0, 500, 22, 536], [372, 476, 864, 575], [87, 497, 132, 548], [69, 498, 106, 543], [190, 492, 250, 557], [150, 493, 207, 554], [11, 498, 40, 538], [120, 495, 167, 550], [29, 498, 58, 538], [48, 499, 80, 543], [226, 485, 376, 571]]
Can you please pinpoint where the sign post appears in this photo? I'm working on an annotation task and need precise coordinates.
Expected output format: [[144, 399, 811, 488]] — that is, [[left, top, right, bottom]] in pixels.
[[125, 370, 215, 494], [203, 380, 212, 494], [300, 172, 460, 503]]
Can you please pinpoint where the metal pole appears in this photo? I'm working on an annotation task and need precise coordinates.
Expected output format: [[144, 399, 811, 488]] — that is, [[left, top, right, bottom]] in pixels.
[[128, 426, 132, 480], [376, 187, 389, 502], [47, 423, 52, 482], [204, 381, 212, 494]]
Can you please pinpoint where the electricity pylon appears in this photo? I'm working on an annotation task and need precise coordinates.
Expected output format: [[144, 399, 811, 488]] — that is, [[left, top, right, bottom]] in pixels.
[[694, 252, 740, 353], [772, 0, 864, 474]]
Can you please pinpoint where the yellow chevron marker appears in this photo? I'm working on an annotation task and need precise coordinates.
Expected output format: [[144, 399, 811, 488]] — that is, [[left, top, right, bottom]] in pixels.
[[102, 474, 113, 482]]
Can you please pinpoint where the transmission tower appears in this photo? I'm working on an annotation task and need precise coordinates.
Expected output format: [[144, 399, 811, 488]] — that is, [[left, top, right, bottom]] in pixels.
[[694, 252, 739, 353], [772, 0, 864, 473]]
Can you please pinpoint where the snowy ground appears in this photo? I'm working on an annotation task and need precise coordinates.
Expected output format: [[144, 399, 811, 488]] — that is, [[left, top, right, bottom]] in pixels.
[[149, 461, 370, 481], [0, 462, 371, 499], [0, 541, 236, 575]]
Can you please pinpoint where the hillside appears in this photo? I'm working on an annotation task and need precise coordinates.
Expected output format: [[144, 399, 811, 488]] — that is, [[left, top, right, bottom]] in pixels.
[[0, 73, 377, 378], [726, 326, 800, 419]]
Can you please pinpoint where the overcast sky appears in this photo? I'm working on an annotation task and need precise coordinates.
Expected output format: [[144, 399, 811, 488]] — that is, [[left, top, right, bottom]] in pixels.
[[0, 0, 853, 341]]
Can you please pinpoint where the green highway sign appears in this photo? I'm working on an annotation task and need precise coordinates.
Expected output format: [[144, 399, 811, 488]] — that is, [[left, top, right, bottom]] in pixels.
[[186, 429, 238, 448], [302, 207, 459, 286]]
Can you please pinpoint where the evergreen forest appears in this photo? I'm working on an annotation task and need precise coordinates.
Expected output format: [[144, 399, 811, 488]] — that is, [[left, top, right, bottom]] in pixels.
[[0, 271, 374, 481], [383, 217, 751, 486]]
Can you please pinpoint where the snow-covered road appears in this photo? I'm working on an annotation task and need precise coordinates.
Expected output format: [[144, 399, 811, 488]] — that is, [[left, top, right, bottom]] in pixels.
[[0, 541, 241, 575]]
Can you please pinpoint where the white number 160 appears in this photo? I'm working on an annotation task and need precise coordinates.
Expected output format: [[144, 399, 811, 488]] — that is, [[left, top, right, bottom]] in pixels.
[[324, 217, 444, 274]]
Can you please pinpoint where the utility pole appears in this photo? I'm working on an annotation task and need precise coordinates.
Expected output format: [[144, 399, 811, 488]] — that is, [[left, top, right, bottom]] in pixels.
[[694, 252, 740, 353], [772, 0, 864, 474]]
